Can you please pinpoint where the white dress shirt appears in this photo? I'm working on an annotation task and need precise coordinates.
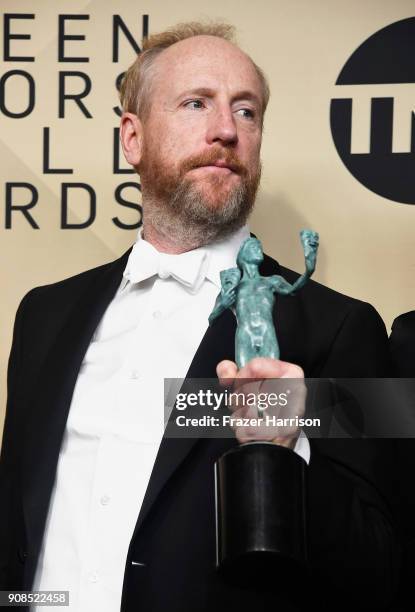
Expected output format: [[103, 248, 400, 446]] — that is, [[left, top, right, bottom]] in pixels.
[[31, 226, 309, 611]]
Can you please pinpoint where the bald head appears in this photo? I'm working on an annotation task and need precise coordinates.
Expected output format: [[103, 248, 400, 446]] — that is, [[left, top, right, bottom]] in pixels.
[[152, 34, 260, 83]]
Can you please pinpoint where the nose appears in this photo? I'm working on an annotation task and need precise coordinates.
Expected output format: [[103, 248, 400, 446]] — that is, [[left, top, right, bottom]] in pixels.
[[206, 106, 238, 146]]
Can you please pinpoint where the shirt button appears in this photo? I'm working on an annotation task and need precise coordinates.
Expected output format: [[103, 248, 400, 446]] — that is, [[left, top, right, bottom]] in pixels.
[[89, 572, 99, 583], [130, 369, 140, 379], [152, 310, 162, 319], [100, 495, 110, 506]]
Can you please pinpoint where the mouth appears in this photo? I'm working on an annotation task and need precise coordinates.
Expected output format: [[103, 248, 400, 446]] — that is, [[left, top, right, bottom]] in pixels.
[[194, 161, 238, 175], [212, 160, 237, 171]]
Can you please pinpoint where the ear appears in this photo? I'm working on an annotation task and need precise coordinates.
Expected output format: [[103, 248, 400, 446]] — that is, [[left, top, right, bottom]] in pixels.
[[120, 112, 143, 168]]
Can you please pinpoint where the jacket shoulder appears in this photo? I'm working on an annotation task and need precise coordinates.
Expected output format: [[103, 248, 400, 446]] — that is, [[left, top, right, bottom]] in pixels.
[[277, 260, 380, 321], [21, 250, 130, 314], [27, 256, 122, 299], [12, 250, 131, 365], [264, 257, 389, 376], [389, 310, 415, 376], [391, 310, 415, 332]]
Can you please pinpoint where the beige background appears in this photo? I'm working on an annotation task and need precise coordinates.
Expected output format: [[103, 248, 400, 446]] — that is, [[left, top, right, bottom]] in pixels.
[[1, 0, 414, 437]]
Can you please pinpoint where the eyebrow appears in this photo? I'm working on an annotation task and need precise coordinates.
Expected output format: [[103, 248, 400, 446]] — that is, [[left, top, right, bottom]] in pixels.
[[175, 87, 262, 107]]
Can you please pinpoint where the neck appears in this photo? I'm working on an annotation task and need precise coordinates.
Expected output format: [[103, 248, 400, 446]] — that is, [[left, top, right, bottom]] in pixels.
[[142, 220, 201, 254], [242, 263, 259, 278]]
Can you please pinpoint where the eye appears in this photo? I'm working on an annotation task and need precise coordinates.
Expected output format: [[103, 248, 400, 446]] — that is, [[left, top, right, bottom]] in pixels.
[[184, 99, 205, 110], [235, 108, 255, 120]]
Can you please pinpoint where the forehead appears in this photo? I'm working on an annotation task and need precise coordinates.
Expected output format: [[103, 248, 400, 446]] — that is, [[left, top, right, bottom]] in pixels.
[[151, 35, 262, 97]]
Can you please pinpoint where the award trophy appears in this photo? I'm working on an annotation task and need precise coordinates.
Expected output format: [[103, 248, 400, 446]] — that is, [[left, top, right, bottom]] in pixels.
[[208, 230, 319, 582]]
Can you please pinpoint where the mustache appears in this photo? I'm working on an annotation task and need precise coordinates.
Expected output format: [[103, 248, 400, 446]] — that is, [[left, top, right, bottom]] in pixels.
[[180, 148, 248, 176]]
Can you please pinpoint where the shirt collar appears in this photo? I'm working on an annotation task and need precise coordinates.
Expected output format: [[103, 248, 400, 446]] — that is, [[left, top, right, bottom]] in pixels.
[[204, 225, 250, 288], [120, 225, 250, 293]]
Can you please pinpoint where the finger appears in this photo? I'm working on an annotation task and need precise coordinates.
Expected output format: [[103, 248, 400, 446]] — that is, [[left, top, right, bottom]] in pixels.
[[232, 358, 303, 390], [217, 360, 238, 386], [278, 362, 304, 379]]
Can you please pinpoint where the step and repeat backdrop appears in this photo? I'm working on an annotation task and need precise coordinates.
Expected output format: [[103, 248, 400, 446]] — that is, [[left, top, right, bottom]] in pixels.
[[1, 0, 414, 429]]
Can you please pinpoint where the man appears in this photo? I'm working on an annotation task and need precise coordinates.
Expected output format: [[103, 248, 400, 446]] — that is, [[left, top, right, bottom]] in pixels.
[[389, 312, 415, 612], [0, 21, 398, 612], [390, 311, 415, 377]]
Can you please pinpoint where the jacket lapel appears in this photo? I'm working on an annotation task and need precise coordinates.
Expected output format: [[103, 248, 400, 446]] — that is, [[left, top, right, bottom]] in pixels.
[[21, 251, 131, 583], [131, 307, 237, 536]]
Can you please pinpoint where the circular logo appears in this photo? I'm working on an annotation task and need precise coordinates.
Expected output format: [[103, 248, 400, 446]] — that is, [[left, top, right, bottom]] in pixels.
[[330, 17, 415, 205]]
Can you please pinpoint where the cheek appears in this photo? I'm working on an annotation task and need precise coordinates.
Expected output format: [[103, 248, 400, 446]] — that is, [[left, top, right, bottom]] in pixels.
[[244, 146, 261, 171], [162, 122, 202, 155], [238, 131, 261, 159]]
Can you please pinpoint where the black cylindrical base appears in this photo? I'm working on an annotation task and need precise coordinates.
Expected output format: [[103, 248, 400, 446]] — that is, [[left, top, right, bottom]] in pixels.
[[215, 442, 307, 582]]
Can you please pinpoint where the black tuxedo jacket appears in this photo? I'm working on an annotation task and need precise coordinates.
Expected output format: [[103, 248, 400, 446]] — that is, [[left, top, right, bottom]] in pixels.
[[389, 312, 415, 612], [0, 248, 398, 611], [390, 311, 415, 377]]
